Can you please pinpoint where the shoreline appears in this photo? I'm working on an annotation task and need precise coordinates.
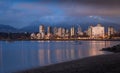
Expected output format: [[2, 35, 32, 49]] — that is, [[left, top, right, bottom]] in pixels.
[[101, 44, 120, 53], [15, 44, 120, 73], [16, 53, 120, 73], [1, 39, 120, 41]]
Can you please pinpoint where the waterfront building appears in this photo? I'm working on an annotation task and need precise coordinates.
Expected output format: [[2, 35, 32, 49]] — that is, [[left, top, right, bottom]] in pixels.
[[64, 29, 69, 38], [41, 32, 45, 39], [62, 28, 66, 37], [87, 26, 93, 38], [70, 27, 75, 36], [88, 24, 105, 38], [108, 26, 115, 36], [36, 33, 41, 39], [66, 29, 69, 34], [39, 25, 45, 39], [30, 33, 36, 39], [39, 25, 45, 33], [47, 26, 52, 34], [53, 27, 58, 35], [57, 28, 62, 37], [77, 26, 83, 36], [47, 26, 52, 39]]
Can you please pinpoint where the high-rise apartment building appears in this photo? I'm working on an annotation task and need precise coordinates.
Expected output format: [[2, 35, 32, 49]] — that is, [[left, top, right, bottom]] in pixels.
[[70, 27, 75, 36], [57, 28, 62, 37], [39, 25, 45, 33], [47, 26, 52, 34], [77, 26, 83, 36], [53, 27, 58, 35], [88, 24, 105, 38], [39, 25, 45, 39], [108, 26, 115, 36]]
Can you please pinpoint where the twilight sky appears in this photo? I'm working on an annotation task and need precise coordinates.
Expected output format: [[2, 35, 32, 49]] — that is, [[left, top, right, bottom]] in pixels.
[[0, 0, 120, 28]]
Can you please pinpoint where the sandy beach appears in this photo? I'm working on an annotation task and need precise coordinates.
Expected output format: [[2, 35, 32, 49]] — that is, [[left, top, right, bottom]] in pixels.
[[16, 52, 120, 73]]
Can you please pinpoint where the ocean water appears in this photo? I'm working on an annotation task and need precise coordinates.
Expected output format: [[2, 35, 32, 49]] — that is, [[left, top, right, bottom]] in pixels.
[[0, 41, 119, 73]]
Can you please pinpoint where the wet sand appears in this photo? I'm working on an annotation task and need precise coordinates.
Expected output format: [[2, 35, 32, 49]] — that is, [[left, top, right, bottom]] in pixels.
[[16, 53, 120, 73]]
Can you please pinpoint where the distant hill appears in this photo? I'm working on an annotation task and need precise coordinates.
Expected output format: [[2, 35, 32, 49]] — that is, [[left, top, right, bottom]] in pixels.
[[0, 24, 18, 33]]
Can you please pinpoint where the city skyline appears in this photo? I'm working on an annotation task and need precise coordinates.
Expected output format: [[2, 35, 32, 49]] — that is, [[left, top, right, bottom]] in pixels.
[[30, 24, 117, 40], [0, 0, 120, 28]]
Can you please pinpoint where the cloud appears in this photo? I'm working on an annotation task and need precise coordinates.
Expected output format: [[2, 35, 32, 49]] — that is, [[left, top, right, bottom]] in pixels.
[[0, 2, 65, 28], [1, 2, 120, 16], [58, 3, 120, 16], [0, 1, 120, 28]]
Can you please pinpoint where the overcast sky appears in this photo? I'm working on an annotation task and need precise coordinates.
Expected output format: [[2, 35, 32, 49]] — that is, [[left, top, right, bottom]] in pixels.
[[0, 0, 120, 28]]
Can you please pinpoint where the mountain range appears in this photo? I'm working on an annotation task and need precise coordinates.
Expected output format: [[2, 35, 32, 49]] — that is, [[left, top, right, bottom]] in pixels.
[[0, 17, 120, 33], [0, 24, 18, 33], [0, 22, 119, 33]]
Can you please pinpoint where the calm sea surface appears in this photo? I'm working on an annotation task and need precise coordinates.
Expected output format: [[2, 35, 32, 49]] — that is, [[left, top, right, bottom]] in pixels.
[[0, 41, 120, 73]]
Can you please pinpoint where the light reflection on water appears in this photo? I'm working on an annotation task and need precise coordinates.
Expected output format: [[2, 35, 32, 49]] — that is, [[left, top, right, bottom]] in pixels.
[[0, 41, 119, 73]]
